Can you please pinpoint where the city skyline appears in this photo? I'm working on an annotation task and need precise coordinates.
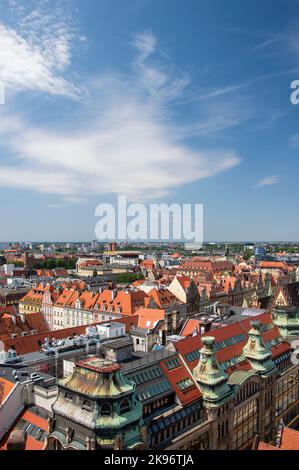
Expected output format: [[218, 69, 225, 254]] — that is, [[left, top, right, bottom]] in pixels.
[[1, 0, 299, 241]]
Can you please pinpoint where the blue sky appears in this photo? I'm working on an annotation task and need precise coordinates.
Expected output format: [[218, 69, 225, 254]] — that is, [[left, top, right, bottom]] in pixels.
[[0, 0, 299, 242]]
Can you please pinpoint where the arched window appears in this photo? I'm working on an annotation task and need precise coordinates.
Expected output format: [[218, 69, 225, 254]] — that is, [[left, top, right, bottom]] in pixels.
[[120, 399, 130, 414], [101, 403, 112, 415]]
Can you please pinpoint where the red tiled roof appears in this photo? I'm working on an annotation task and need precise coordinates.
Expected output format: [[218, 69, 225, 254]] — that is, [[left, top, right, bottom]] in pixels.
[[94, 289, 147, 316], [2, 316, 139, 355], [279, 427, 299, 450], [173, 312, 290, 374], [180, 319, 202, 337], [135, 307, 165, 329], [0, 377, 16, 405], [0, 408, 48, 451], [257, 442, 280, 450], [112, 315, 139, 332], [54, 289, 76, 308], [140, 260, 155, 269], [179, 260, 233, 273], [145, 288, 181, 309], [257, 427, 299, 451], [0, 311, 49, 342], [160, 355, 201, 405], [260, 261, 288, 270], [176, 275, 191, 290], [1, 323, 96, 355]]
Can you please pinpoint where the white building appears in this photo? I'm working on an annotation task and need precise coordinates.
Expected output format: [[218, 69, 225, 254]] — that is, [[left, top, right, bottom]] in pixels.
[[96, 322, 125, 339]]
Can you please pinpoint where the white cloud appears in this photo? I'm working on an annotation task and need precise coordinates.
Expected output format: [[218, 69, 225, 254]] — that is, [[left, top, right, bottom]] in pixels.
[[0, 0, 80, 97], [130, 30, 190, 102], [0, 30, 241, 202], [289, 134, 299, 148], [255, 175, 279, 188]]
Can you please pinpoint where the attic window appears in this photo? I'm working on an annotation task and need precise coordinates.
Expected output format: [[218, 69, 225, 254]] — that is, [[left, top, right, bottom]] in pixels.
[[120, 399, 130, 414], [101, 403, 112, 416], [82, 399, 92, 411], [65, 392, 73, 401]]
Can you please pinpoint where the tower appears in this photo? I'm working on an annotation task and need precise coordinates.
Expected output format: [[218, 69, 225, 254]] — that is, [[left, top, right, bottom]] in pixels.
[[24, 251, 34, 270], [271, 284, 299, 338], [46, 357, 146, 450], [192, 336, 233, 408], [243, 320, 277, 377]]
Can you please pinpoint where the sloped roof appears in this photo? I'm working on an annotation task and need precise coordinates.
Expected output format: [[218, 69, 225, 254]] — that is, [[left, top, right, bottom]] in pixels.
[[173, 312, 290, 374], [180, 318, 202, 337], [0, 311, 49, 342], [135, 307, 165, 330], [94, 289, 146, 315], [0, 377, 16, 405], [159, 355, 201, 405], [145, 288, 181, 309], [0, 408, 48, 451], [257, 427, 299, 451]]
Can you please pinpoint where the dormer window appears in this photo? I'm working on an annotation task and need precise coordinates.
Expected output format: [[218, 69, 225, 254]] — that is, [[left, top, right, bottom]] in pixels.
[[82, 399, 92, 411], [120, 399, 130, 414], [101, 403, 112, 416]]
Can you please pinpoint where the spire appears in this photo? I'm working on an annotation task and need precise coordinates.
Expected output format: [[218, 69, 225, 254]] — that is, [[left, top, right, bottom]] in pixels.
[[272, 284, 299, 338], [192, 336, 233, 407], [243, 320, 277, 376]]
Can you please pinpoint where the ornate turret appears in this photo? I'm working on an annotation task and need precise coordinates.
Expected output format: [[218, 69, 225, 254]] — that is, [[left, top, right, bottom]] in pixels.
[[46, 357, 146, 450], [264, 272, 273, 297], [192, 336, 233, 408], [243, 320, 277, 377], [251, 290, 260, 309], [272, 284, 299, 338]]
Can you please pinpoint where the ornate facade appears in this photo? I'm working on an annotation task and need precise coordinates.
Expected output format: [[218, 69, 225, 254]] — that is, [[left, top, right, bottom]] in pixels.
[[272, 283, 299, 338], [46, 357, 146, 450]]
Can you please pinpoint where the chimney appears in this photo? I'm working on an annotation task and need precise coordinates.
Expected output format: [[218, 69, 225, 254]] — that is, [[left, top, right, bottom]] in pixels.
[[172, 310, 179, 333], [164, 312, 172, 336], [112, 289, 117, 300], [6, 431, 27, 450]]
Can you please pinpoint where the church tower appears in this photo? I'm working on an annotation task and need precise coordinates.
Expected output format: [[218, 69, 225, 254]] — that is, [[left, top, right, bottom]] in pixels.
[[272, 284, 299, 338]]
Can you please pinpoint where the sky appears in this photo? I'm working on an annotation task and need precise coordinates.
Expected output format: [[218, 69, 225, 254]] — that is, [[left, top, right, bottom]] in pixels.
[[0, 0, 299, 242]]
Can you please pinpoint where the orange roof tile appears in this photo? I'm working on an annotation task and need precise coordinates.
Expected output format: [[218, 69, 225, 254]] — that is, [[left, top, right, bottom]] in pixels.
[[279, 427, 299, 450], [135, 307, 165, 329], [0, 378, 16, 405], [0, 408, 48, 451], [180, 319, 202, 337], [260, 261, 288, 270], [145, 288, 181, 309]]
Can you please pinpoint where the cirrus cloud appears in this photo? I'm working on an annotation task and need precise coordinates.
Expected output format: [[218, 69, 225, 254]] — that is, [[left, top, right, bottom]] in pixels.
[[0, 27, 241, 202]]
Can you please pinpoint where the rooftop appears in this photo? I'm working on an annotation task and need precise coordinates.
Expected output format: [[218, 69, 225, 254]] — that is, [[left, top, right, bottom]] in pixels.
[[76, 357, 121, 373]]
